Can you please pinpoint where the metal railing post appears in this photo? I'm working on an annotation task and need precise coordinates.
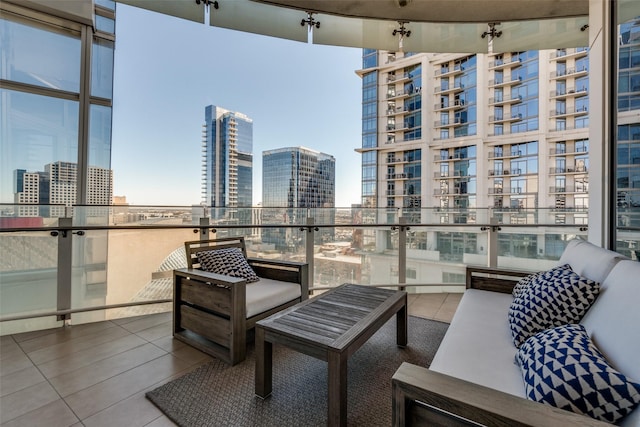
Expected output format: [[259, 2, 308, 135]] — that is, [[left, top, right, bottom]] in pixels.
[[398, 216, 407, 290], [199, 217, 210, 241], [306, 216, 315, 289], [56, 217, 73, 322], [487, 216, 499, 268]]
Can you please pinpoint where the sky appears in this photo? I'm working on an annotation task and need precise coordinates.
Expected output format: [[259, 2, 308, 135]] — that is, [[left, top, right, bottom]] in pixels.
[[111, 5, 363, 207]]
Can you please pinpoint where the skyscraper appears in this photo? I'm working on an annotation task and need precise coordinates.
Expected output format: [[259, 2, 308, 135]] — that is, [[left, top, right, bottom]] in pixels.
[[262, 146, 336, 248], [202, 105, 253, 220]]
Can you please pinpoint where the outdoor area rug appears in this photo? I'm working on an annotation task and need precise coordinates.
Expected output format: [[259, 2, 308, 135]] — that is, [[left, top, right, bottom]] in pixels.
[[146, 315, 448, 427]]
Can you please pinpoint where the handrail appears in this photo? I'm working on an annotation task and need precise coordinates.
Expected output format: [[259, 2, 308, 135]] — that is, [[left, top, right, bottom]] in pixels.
[[0, 222, 597, 233]]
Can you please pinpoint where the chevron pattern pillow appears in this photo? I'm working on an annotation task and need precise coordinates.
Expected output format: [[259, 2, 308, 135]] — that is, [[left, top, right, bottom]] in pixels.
[[197, 247, 260, 283], [516, 324, 640, 423], [508, 268, 599, 347], [512, 264, 572, 299]]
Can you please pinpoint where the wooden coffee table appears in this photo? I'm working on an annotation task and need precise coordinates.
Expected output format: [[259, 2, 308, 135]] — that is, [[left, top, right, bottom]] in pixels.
[[255, 283, 407, 426]]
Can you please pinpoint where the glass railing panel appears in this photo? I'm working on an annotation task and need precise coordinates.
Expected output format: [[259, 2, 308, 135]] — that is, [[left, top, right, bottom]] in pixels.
[[0, 229, 62, 334], [0, 204, 65, 334], [496, 226, 588, 271], [315, 225, 399, 288], [70, 227, 194, 324], [108, 205, 206, 227], [244, 226, 307, 262], [404, 225, 480, 293]]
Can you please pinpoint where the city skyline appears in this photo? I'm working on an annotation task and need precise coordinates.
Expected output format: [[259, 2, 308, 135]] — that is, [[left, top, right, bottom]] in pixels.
[[111, 4, 363, 207]]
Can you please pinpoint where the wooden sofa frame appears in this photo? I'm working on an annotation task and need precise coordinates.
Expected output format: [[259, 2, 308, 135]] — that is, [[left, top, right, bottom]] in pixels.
[[391, 266, 611, 427], [173, 237, 309, 365]]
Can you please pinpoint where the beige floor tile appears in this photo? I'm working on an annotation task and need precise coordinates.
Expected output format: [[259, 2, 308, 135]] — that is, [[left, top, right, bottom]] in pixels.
[[117, 313, 172, 333], [144, 415, 177, 427], [150, 336, 186, 353], [0, 351, 34, 378], [38, 334, 148, 379], [26, 324, 131, 365], [17, 321, 118, 353], [1, 399, 79, 427], [82, 391, 164, 427], [169, 344, 212, 364], [50, 343, 167, 397], [134, 321, 173, 342], [0, 366, 45, 397], [64, 353, 195, 420], [0, 381, 59, 423]]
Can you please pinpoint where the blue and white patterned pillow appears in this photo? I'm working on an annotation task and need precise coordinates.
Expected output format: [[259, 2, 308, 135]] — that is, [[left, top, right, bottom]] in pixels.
[[516, 324, 640, 424], [508, 268, 599, 347], [512, 264, 572, 299], [197, 247, 260, 283]]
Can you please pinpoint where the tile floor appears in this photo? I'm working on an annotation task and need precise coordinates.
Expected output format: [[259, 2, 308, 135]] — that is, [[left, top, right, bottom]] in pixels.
[[0, 293, 461, 426]]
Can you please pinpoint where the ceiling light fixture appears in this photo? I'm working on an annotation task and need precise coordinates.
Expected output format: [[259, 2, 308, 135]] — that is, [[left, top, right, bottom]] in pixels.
[[481, 22, 502, 39]]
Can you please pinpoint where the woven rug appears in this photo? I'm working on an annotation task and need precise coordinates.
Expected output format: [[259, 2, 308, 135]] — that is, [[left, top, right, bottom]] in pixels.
[[146, 315, 448, 427]]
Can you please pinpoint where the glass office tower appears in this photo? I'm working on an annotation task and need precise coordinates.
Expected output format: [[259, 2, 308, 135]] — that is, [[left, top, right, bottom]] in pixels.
[[262, 147, 336, 249], [202, 105, 253, 222]]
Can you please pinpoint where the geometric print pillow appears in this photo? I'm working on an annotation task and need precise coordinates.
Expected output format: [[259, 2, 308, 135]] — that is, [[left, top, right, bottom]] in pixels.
[[197, 247, 260, 283], [516, 324, 640, 424], [508, 268, 599, 347], [512, 264, 572, 299]]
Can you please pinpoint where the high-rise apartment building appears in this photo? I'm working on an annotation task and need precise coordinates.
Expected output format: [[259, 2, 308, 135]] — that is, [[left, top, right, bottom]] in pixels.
[[359, 49, 591, 219], [262, 146, 336, 248], [359, 29, 640, 263], [202, 105, 253, 220]]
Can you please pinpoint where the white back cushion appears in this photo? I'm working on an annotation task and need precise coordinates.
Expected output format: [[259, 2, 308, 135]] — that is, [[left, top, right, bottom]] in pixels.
[[581, 260, 640, 382], [559, 239, 626, 284]]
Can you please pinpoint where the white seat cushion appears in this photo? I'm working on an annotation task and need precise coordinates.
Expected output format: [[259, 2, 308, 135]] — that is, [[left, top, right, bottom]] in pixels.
[[245, 278, 301, 318], [430, 289, 525, 397]]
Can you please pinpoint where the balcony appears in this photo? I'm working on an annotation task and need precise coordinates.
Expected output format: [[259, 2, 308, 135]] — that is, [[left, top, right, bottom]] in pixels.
[[488, 57, 522, 69], [434, 83, 465, 95], [488, 94, 522, 106], [549, 87, 589, 98], [0, 204, 606, 425], [550, 105, 589, 118], [550, 65, 589, 79], [488, 75, 522, 87]]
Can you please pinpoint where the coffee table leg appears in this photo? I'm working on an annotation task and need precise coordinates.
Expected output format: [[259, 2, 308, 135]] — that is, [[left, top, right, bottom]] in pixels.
[[397, 297, 408, 347], [328, 350, 347, 427], [255, 325, 272, 398]]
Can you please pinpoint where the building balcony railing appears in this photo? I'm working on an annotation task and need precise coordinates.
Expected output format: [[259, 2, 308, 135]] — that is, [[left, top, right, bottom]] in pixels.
[[488, 150, 522, 159], [550, 106, 589, 117], [7, 204, 640, 336], [549, 166, 589, 174], [488, 57, 522, 69], [434, 83, 464, 95], [550, 66, 589, 79], [488, 94, 522, 105], [549, 47, 589, 60], [549, 185, 589, 193], [549, 87, 589, 98], [488, 76, 522, 87], [434, 99, 466, 111]]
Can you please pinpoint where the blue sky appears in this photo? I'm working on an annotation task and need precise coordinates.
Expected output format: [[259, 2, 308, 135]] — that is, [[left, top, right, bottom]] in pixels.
[[111, 5, 363, 207]]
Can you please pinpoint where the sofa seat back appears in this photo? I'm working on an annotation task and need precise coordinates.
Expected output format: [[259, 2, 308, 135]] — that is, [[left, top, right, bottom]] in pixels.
[[581, 259, 640, 383], [559, 239, 627, 284]]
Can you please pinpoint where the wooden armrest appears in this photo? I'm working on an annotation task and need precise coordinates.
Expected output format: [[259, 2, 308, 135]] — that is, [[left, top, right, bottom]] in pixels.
[[246, 258, 307, 270], [466, 266, 532, 293], [392, 363, 610, 427], [173, 267, 246, 287]]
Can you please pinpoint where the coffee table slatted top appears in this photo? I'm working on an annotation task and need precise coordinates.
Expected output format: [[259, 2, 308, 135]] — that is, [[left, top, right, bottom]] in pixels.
[[257, 284, 405, 349]]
